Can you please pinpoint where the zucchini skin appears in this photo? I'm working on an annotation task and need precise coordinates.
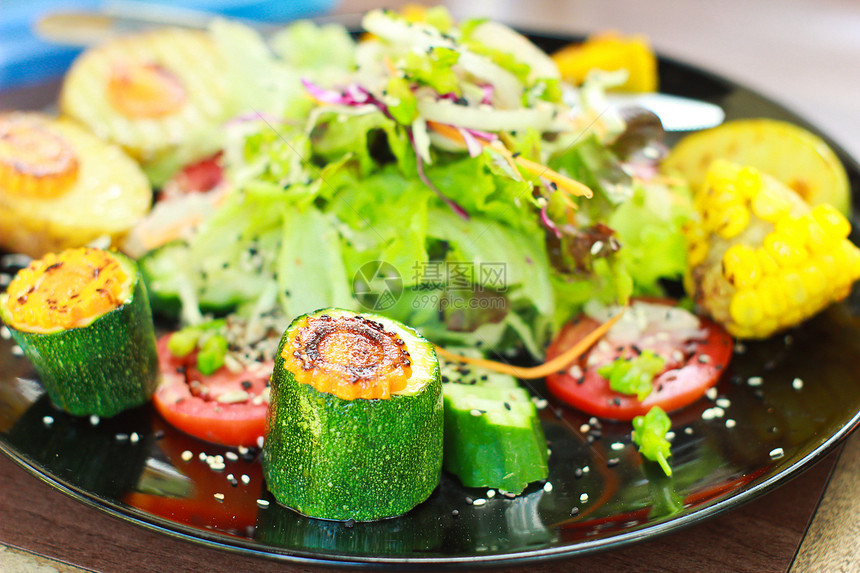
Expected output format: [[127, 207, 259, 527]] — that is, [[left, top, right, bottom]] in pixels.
[[262, 309, 443, 521], [1, 254, 159, 417]]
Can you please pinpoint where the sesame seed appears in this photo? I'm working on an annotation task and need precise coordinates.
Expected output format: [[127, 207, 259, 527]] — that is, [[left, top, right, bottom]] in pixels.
[[706, 387, 718, 400], [590, 241, 604, 255], [345, 519, 356, 529], [465, 496, 474, 505], [226, 451, 239, 462], [574, 468, 583, 479], [569, 365, 583, 379], [199, 452, 208, 462], [748, 376, 763, 387], [487, 489, 496, 498], [792, 378, 804, 390], [451, 509, 460, 517], [610, 442, 625, 451], [470, 409, 483, 417], [716, 398, 731, 409], [214, 493, 225, 502], [0, 326, 10, 340], [579, 493, 589, 503], [472, 498, 487, 506], [130, 432, 140, 444], [89, 415, 100, 426], [115, 433, 128, 442], [698, 354, 711, 364], [666, 431, 675, 441], [684, 427, 694, 435], [256, 436, 264, 448], [256, 499, 270, 508], [769, 447, 785, 460], [580, 424, 591, 433], [42, 416, 54, 426], [11, 345, 23, 356], [570, 507, 580, 517], [543, 482, 553, 492], [241, 474, 251, 485], [725, 419, 737, 428], [531, 397, 549, 409], [734, 342, 746, 354], [607, 458, 620, 468], [582, 465, 590, 474], [181, 450, 193, 462]]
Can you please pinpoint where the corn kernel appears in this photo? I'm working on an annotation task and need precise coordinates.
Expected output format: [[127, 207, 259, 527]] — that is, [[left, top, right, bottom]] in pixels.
[[804, 216, 832, 253], [781, 271, 807, 306], [812, 203, 851, 239], [758, 275, 789, 317], [735, 166, 763, 199], [764, 232, 807, 267], [729, 289, 764, 327], [750, 185, 792, 223], [755, 247, 780, 276], [775, 216, 810, 247], [799, 264, 827, 300], [722, 244, 760, 288], [717, 204, 751, 239]]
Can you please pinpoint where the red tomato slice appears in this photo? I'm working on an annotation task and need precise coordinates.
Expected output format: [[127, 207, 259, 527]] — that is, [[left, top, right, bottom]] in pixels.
[[169, 152, 224, 194], [152, 334, 272, 447], [546, 304, 733, 420]]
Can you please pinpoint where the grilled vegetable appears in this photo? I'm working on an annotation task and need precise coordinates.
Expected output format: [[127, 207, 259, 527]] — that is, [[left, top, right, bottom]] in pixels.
[[685, 159, 860, 339], [662, 119, 851, 215], [0, 248, 159, 417], [59, 28, 233, 186], [262, 308, 443, 521], [442, 382, 548, 494], [551, 32, 657, 92], [0, 112, 151, 257]]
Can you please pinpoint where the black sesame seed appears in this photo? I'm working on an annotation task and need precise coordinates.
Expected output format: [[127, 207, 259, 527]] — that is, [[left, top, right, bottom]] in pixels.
[[607, 458, 620, 468], [574, 468, 584, 479], [344, 519, 356, 528], [451, 509, 460, 518], [465, 496, 474, 505]]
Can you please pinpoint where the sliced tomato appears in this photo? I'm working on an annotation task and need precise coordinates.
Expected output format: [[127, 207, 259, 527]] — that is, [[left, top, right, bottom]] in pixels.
[[166, 152, 224, 195], [152, 334, 271, 447], [546, 302, 733, 420]]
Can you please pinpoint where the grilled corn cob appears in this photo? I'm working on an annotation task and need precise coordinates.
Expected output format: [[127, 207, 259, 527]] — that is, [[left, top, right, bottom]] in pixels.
[[685, 159, 860, 339]]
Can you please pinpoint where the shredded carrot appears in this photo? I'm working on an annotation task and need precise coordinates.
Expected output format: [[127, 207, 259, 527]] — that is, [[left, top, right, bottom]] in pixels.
[[426, 120, 593, 199], [434, 308, 625, 379]]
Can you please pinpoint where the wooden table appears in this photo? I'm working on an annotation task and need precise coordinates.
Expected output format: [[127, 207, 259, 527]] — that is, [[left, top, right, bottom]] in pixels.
[[3, 0, 860, 571]]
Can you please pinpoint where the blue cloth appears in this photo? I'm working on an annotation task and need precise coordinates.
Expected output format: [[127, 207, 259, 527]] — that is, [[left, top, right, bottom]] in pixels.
[[0, 0, 337, 89]]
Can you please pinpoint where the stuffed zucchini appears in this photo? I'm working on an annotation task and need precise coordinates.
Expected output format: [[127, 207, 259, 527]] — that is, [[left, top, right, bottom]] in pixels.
[[0, 247, 159, 417], [0, 112, 151, 257], [59, 28, 233, 186], [262, 308, 443, 521]]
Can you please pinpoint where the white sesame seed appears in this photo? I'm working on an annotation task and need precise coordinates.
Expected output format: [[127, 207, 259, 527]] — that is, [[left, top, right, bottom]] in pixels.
[[115, 433, 128, 441], [226, 452, 239, 462], [684, 427, 694, 435], [590, 241, 604, 255], [582, 465, 590, 474], [11, 345, 23, 356], [569, 365, 583, 379], [705, 387, 718, 400], [472, 498, 487, 506], [792, 378, 804, 390], [256, 499, 270, 508], [580, 424, 591, 433], [257, 436, 264, 448], [241, 474, 251, 485], [0, 326, 10, 340], [214, 493, 225, 501], [671, 350, 685, 363], [770, 447, 785, 460], [199, 452, 208, 462], [734, 342, 746, 354], [470, 409, 483, 417], [210, 462, 226, 471], [698, 354, 711, 364], [130, 432, 140, 443], [725, 419, 737, 428], [237, 446, 249, 455], [543, 482, 553, 492], [579, 493, 589, 503], [748, 376, 763, 387], [42, 416, 54, 426], [216, 390, 251, 404], [666, 431, 675, 441], [89, 415, 100, 426], [716, 398, 731, 409], [487, 489, 496, 498], [610, 442, 625, 451], [702, 408, 716, 421], [181, 450, 194, 462], [531, 398, 548, 409]]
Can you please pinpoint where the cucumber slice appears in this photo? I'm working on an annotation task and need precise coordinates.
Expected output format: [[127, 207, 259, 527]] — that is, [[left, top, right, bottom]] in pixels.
[[138, 240, 268, 319], [443, 382, 549, 494], [262, 308, 443, 521]]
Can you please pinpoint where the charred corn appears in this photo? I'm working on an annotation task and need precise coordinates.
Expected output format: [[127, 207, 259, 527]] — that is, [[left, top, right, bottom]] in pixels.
[[685, 159, 860, 339]]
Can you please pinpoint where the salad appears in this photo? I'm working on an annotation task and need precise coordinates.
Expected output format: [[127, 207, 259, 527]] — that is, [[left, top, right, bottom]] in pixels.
[[1, 5, 858, 524]]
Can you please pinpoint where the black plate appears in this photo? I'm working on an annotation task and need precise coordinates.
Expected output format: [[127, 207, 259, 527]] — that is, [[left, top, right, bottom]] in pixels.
[[2, 31, 860, 569]]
